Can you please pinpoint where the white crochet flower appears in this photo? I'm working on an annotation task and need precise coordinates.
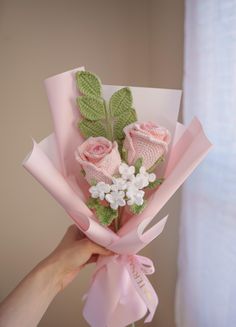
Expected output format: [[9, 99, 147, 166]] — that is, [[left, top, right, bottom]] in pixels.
[[126, 184, 145, 206], [127, 166, 156, 190], [119, 163, 135, 181], [88, 164, 156, 211], [132, 173, 149, 189], [111, 177, 128, 192], [139, 166, 156, 183], [105, 190, 126, 210], [89, 182, 111, 200]]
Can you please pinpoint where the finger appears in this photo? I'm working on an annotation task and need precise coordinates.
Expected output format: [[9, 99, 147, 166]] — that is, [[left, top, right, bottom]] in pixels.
[[88, 241, 113, 256], [86, 254, 98, 264], [75, 228, 86, 241], [64, 225, 85, 241]]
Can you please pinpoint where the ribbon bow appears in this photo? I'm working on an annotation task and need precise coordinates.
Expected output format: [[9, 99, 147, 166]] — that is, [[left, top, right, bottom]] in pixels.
[[83, 254, 158, 327], [126, 255, 158, 322]]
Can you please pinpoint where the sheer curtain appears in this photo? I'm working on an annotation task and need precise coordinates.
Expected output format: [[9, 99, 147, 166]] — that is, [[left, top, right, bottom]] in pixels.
[[175, 1, 236, 327]]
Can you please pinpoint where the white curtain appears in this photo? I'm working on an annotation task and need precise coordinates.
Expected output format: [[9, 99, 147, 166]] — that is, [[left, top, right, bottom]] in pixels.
[[175, 1, 236, 327]]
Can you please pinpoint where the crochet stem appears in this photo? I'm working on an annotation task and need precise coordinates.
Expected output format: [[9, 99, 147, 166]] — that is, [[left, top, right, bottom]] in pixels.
[[115, 206, 124, 232], [104, 100, 113, 141], [114, 216, 119, 232]]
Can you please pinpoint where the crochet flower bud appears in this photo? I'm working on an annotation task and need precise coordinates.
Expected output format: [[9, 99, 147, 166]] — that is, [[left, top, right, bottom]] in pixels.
[[75, 137, 121, 184], [123, 122, 171, 170]]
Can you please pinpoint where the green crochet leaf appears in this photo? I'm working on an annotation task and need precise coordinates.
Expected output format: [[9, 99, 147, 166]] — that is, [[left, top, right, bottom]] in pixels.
[[96, 205, 118, 226], [75, 71, 139, 144], [78, 119, 107, 139], [134, 157, 143, 174], [90, 178, 97, 186], [78, 119, 106, 139], [113, 108, 137, 140], [109, 87, 133, 117], [76, 71, 102, 97], [87, 197, 100, 209], [77, 95, 106, 121], [147, 178, 164, 189], [121, 147, 128, 162], [147, 156, 165, 173], [130, 200, 147, 215]]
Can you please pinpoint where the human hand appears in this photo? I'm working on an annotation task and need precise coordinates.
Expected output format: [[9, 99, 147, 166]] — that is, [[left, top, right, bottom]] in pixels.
[[0, 225, 113, 327], [42, 225, 113, 292]]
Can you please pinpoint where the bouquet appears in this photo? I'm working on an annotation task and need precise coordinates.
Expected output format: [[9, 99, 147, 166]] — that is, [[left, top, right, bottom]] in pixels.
[[23, 67, 212, 327]]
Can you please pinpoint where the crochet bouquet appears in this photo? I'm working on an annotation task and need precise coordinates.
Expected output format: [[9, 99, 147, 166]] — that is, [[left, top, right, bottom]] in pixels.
[[23, 67, 212, 327]]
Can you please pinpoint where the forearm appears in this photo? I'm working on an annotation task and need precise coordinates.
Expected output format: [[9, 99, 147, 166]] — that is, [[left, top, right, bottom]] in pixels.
[[0, 258, 60, 327], [0, 226, 111, 327]]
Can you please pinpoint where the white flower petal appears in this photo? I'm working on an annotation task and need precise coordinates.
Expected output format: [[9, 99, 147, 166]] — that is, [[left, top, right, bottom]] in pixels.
[[128, 174, 135, 182], [118, 190, 125, 198], [148, 173, 156, 182], [132, 174, 149, 189], [143, 179, 149, 187], [136, 190, 145, 198], [112, 178, 127, 191], [118, 199, 126, 207], [105, 194, 113, 203], [119, 163, 136, 181], [104, 184, 111, 193], [89, 186, 97, 194], [140, 166, 146, 174], [96, 181, 104, 189], [99, 194, 105, 201], [135, 197, 144, 206], [91, 192, 99, 198], [119, 163, 129, 174], [129, 166, 135, 174], [111, 184, 119, 192], [110, 203, 118, 210], [126, 187, 138, 198], [127, 199, 134, 205]]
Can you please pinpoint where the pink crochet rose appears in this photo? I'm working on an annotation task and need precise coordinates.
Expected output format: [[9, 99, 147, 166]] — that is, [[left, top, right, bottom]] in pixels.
[[123, 122, 171, 170], [75, 137, 121, 184]]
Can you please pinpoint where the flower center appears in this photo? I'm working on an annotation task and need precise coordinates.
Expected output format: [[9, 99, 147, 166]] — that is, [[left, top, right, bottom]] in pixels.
[[92, 144, 106, 154]]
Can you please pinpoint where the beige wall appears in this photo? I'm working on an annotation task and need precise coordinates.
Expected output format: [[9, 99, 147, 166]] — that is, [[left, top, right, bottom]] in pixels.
[[0, 1, 183, 326]]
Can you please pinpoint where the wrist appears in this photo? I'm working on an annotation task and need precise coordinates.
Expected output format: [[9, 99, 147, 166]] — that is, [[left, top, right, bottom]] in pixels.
[[39, 250, 79, 294], [35, 255, 63, 296]]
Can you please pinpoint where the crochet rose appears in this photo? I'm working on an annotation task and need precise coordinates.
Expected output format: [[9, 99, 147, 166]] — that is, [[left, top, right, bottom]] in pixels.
[[123, 122, 171, 170], [75, 137, 121, 184]]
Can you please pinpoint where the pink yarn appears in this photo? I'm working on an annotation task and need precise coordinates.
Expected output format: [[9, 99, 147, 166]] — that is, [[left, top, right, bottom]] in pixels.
[[123, 122, 171, 170], [75, 137, 121, 184]]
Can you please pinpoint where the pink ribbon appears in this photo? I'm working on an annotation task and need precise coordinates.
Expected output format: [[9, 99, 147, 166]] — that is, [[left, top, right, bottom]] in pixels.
[[126, 255, 158, 323], [83, 254, 158, 327]]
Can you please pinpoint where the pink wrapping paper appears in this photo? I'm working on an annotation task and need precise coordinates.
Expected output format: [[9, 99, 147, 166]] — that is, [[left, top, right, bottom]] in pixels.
[[23, 67, 212, 326]]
